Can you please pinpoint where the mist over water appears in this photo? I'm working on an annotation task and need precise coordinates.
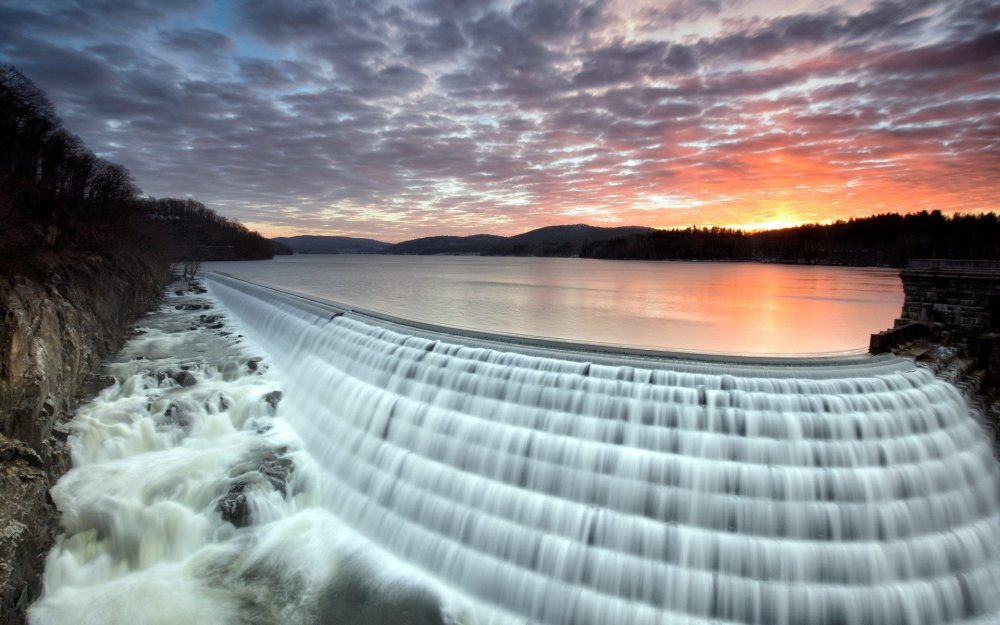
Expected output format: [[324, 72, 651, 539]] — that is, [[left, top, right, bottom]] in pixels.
[[30, 271, 1000, 625], [204, 256, 903, 355]]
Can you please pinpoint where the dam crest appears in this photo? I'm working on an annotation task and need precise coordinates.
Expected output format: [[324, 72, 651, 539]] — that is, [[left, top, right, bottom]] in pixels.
[[203, 272, 1000, 625]]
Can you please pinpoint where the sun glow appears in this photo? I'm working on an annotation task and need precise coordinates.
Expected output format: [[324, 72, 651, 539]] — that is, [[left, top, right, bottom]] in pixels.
[[730, 217, 812, 232]]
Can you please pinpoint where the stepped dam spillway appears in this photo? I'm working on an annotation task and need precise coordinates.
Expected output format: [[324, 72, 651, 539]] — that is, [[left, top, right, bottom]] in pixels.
[[201, 272, 1000, 624], [38, 272, 999, 625]]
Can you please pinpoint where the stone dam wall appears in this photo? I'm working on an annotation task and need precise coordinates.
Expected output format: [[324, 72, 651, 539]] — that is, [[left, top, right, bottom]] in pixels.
[[901, 259, 1000, 330], [872, 259, 1000, 445], [0, 254, 166, 625]]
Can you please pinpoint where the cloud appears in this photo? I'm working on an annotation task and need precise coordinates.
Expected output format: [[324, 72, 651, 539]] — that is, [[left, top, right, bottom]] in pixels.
[[572, 41, 697, 87], [235, 0, 347, 43], [0, 0, 207, 41], [510, 0, 605, 40], [403, 19, 467, 61], [697, 0, 945, 62], [237, 58, 321, 89], [158, 28, 235, 59], [868, 29, 1000, 74], [0, 0, 995, 239], [4, 39, 119, 93], [413, 0, 500, 20], [640, 0, 739, 26]]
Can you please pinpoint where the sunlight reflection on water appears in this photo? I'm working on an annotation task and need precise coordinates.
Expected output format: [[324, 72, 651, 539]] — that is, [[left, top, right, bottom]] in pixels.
[[203, 256, 903, 355]]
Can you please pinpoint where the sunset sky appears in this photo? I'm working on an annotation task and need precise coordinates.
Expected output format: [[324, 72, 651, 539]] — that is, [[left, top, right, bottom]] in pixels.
[[1, 0, 997, 240]]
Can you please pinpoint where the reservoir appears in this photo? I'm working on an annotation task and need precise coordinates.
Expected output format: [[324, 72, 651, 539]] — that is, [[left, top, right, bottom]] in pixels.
[[204, 255, 903, 355]]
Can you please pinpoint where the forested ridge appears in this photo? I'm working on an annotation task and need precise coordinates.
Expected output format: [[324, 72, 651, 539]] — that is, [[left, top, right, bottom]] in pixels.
[[0, 64, 271, 272], [0, 66, 274, 623], [143, 197, 273, 261], [580, 212, 1000, 267]]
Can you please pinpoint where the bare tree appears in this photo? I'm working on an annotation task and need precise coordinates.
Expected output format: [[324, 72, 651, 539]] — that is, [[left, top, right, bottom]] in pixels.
[[181, 257, 201, 287]]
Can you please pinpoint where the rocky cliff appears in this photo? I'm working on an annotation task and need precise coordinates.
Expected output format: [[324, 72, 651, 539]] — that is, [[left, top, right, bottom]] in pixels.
[[0, 252, 168, 624]]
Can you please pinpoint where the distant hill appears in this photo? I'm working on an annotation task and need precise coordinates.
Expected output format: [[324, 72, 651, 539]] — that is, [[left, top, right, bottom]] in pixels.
[[271, 235, 390, 254], [385, 234, 506, 255], [385, 225, 655, 256], [502, 225, 655, 256]]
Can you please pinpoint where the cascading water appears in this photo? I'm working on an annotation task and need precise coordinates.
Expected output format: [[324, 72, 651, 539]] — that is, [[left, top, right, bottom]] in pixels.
[[31, 273, 1000, 625], [203, 273, 1000, 624], [29, 283, 456, 625]]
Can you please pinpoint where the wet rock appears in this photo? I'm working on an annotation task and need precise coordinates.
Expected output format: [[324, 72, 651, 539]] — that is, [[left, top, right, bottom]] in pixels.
[[78, 373, 116, 398], [51, 422, 72, 443], [204, 393, 231, 413], [258, 449, 294, 496], [246, 358, 263, 372], [0, 438, 44, 471], [158, 403, 192, 432], [217, 446, 296, 527], [174, 371, 197, 387], [218, 482, 251, 527], [175, 290, 186, 296], [228, 445, 295, 496], [156, 369, 197, 388], [0, 435, 62, 624], [199, 313, 225, 330], [263, 391, 282, 409]]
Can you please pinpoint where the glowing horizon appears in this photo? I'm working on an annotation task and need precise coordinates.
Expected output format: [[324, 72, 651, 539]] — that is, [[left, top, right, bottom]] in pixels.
[[251, 207, 985, 244], [3, 0, 997, 241]]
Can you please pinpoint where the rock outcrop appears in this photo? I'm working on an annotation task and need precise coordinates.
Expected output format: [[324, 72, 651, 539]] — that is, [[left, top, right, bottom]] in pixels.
[[0, 253, 167, 624]]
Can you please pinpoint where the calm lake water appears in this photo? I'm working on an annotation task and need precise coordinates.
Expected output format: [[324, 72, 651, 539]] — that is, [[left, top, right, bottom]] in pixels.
[[203, 255, 903, 356]]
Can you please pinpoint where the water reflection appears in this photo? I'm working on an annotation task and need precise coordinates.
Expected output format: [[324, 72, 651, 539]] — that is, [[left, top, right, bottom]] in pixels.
[[204, 256, 902, 355]]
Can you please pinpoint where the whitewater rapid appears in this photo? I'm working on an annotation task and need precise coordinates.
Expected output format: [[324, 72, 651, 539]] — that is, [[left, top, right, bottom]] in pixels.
[[29, 282, 456, 625], [30, 273, 1000, 625]]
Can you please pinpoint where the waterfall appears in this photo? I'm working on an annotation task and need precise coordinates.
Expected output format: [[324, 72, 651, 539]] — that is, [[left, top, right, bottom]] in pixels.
[[199, 272, 1000, 625]]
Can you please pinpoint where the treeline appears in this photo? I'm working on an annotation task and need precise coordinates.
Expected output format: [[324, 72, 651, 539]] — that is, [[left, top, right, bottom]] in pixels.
[[581, 212, 1000, 267], [0, 64, 271, 273], [143, 198, 272, 261], [0, 65, 148, 264]]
